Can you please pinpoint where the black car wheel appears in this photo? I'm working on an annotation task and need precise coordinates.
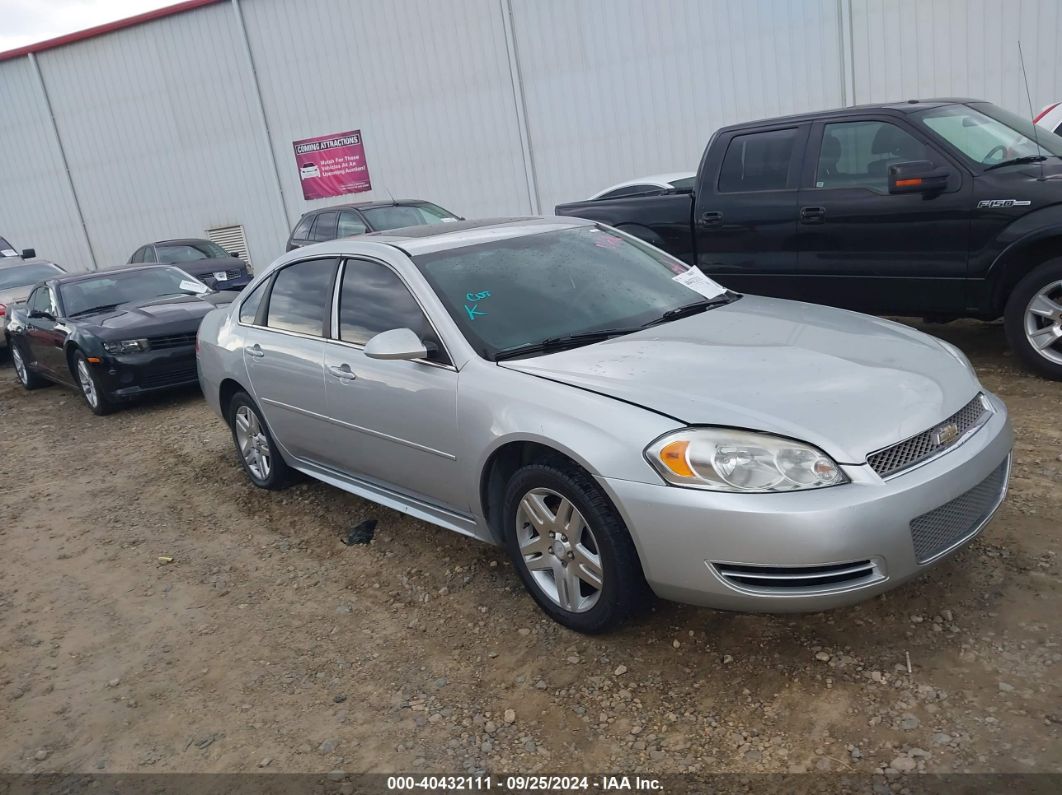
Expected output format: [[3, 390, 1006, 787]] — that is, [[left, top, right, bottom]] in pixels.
[[11, 341, 47, 390], [1004, 258, 1062, 381], [72, 350, 115, 415], [503, 463, 648, 634], [227, 391, 293, 490]]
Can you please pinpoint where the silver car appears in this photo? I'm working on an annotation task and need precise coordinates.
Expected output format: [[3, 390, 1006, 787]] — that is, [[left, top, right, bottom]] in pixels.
[[196, 218, 1013, 633]]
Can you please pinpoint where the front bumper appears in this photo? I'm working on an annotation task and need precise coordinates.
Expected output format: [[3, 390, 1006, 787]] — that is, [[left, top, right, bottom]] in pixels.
[[92, 347, 199, 398], [600, 392, 1014, 612]]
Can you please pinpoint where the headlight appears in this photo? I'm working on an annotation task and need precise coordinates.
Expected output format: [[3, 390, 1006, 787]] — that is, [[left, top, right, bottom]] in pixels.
[[103, 338, 150, 355], [645, 428, 848, 492]]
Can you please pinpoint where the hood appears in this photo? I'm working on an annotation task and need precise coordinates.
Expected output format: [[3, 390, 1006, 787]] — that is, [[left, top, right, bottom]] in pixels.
[[500, 296, 981, 464], [77, 293, 222, 339], [0, 285, 33, 306]]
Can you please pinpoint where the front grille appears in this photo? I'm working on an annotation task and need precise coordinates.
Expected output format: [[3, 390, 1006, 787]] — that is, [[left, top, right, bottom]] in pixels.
[[222, 268, 243, 279], [910, 458, 1009, 563], [140, 365, 198, 388], [148, 333, 197, 350], [867, 395, 989, 478], [713, 559, 882, 594]]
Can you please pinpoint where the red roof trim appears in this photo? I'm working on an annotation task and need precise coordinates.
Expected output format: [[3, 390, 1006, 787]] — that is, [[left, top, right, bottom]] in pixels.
[[0, 0, 222, 63]]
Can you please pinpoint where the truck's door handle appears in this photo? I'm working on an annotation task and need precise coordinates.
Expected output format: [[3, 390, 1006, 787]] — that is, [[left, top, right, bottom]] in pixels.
[[245, 344, 264, 358], [699, 210, 724, 228], [800, 206, 826, 224], [328, 363, 357, 381]]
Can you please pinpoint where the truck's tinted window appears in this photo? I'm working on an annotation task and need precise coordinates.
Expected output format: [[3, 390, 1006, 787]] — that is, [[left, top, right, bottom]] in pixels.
[[311, 211, 339, 241], [265, 258, 338, 336], [718, 129, 798, 192], [337, 259, 446, 362], [816, 121, 933, 192]]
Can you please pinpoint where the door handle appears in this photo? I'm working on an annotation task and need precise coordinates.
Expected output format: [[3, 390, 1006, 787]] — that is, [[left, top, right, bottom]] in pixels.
[[328, 363, 357, 381], [245, 344, 264, 358], [699, 210, 724, 228], [800, 206, 826, 224]]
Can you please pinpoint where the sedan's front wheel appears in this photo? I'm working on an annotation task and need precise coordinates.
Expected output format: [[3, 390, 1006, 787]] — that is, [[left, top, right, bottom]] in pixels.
[[227, 392, 292, 490], [503, 463, 647, 633], [73, 351, 114, 415]]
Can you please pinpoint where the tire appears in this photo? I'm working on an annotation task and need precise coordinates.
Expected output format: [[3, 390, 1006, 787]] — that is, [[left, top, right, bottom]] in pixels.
[[10, 340, 48, 390], [72, 350, 115, 415], [502, 463, 648, 634], [227, 391, 293, 490], [1004, 258, 1062, 380]]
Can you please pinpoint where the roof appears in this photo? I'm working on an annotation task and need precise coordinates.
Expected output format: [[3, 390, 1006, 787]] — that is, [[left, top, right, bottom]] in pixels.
[[718, 98, 985, 132], [0, 1, 221, 63], [368, 216, 591, 256], [298, 199, 436, 216], [153, 238, 214, 246]]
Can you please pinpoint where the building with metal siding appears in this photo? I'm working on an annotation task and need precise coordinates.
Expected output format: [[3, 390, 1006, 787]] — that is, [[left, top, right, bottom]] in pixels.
[[2, 0, 1062, 272]]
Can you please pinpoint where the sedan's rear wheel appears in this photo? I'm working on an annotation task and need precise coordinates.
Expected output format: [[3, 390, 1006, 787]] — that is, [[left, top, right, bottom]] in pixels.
[[1005, 258, 1062, 380], [503, 463, 647, 633], [227, 391, 292, 490]]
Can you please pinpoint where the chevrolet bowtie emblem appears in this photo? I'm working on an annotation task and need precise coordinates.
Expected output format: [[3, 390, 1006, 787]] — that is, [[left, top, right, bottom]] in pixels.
[[933, 422, 960, 446]]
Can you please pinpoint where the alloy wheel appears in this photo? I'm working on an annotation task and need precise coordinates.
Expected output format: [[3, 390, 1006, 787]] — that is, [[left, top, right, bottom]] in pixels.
[[515, 487, 603, 613], [1024, 279, 1062, 366], [77, 359, 98, 408], [12, 345, 27, 384], [234, 405, 272, 480]]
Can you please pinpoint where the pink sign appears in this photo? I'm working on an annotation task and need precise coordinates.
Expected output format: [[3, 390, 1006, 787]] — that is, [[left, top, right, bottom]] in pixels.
[[292, 129, 372, 200]]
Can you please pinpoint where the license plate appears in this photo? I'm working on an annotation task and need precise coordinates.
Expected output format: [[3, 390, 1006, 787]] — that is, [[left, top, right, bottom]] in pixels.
[[213, 271, 228, 281]]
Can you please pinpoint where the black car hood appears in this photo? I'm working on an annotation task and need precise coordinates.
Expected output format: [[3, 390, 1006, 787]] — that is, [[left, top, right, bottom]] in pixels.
[[171, 258, 245, 276], [74, 293, 228, 339]]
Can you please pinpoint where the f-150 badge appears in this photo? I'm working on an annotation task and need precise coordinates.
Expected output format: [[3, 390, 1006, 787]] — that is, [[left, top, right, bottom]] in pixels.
[[977, 199, 1032, 208]]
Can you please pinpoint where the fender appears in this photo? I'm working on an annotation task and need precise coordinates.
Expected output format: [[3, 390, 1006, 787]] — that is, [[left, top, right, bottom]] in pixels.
[[978, 204, 1062, 311]]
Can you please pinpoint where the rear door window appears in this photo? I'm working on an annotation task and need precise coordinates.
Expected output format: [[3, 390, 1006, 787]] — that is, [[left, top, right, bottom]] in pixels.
[[310, 212, 339, 241], [718, 128, 800, 192], [292, 215, 314, 240], [337, 211, 368, 237], [264, 258, 338, 336], [238, 278, 268, 324]]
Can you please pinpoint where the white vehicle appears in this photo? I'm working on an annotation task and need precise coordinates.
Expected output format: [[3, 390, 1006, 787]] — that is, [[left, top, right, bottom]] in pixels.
[[588, 172, 695, 201], [1034, 102, 1062, 136], [299, 163, 320, 179]]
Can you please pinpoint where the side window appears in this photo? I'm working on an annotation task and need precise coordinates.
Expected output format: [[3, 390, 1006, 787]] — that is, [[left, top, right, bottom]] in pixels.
[[143, 246, 158, 263], [29, 287, 56, 317], [264, 258, 338, 336], [238, 278, 268, 324], [292, 215, 314, 240], [816, 121, 934, 192], [337, 211, 367, 237], [718, 128, 799, 192], [311, 211, 339, 241], [338, 259, 448, 363], [130, 247, 145, 264]]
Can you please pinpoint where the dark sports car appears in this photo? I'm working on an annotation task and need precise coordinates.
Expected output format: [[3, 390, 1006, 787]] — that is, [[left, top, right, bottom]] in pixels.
[[6, 265, 232, 415], [128, 238, 252, 290]]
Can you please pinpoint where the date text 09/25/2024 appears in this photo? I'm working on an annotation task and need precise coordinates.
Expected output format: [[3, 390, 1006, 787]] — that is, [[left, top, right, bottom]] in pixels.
[[386, 776, 663, 791]]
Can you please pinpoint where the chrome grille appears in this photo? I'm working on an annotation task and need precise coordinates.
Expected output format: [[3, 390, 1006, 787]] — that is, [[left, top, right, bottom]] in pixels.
[[713, 559, 883, 594], [867, 395, 988, 478], [148, 332, 197, 350], [910, 458, 1009, 564]]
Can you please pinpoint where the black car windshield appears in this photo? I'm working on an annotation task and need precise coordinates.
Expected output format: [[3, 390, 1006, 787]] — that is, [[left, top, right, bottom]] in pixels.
[[61, 267, 207, 316], [363, 203, 457, 231], [413, 225, 732, 359], [916, 102, 1062, 166], [156, 241, 229, 262], [0, 262, 61, 291], [0, 237, 17, 257]]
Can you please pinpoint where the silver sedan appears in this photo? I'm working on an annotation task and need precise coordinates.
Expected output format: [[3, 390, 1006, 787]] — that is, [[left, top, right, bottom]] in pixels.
[[196, 217, 1013, 633]]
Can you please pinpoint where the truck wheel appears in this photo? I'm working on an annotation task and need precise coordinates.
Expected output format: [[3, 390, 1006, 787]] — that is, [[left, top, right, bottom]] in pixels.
[[1004, 258, 1062, 380]]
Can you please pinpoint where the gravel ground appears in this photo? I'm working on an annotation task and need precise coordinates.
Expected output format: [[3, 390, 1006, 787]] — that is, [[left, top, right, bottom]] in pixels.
[[0, 319, 1059, 779]]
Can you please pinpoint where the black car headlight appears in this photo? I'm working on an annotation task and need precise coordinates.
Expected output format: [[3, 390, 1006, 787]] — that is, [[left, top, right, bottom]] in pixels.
[[103, 338, 150, 355]]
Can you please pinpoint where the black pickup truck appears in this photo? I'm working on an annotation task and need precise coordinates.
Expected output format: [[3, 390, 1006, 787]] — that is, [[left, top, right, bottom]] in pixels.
[[556, 99, 1062, 380]]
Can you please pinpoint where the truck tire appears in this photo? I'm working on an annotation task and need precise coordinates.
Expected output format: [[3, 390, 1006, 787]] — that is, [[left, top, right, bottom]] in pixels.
[[1004, 258, 1062, 380]]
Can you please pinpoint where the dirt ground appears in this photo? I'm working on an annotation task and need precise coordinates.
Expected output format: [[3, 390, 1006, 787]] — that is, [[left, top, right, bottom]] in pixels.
[[0, 319, 1059, 779]]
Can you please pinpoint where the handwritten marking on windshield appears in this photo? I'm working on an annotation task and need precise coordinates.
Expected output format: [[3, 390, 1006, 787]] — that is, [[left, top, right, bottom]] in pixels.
[[465, 304, 487, 320]]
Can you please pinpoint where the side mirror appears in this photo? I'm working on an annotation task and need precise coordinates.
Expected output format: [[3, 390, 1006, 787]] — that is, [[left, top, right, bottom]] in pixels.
[[888, 161, 950, 194], [28, 309, 54, 321], [21, 248, 36, 259], [230, 251, 240, 258], [363, 328, 427, 361]]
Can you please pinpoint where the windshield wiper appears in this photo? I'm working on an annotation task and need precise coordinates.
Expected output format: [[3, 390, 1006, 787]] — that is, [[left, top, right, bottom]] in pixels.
[[983, 154, 1048, 172], [68, 303, 120, 317], [494, 327, 639, 361], [641, 295, 736, 328]]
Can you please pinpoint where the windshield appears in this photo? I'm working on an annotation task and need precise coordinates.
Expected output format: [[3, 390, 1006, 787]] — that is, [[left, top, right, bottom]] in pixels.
[[156, 241, 229, 262], [363, 203, 458, 231], [916, 102, 1062, 166], [0, 262, 61, 291], [669, 176, 696, 191], [413, 225, 729, 359], [60, 267, 207, 316], [0, 237, 17, 257]]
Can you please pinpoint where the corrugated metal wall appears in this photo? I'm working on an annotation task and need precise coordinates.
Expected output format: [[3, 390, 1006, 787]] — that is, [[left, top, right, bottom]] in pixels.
[[3, 0, 1062, 272]]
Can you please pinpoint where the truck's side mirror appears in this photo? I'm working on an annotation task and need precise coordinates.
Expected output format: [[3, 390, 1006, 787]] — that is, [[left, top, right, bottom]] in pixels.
[[21, 248, 36, 259], [888, 161, 950, 194]]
